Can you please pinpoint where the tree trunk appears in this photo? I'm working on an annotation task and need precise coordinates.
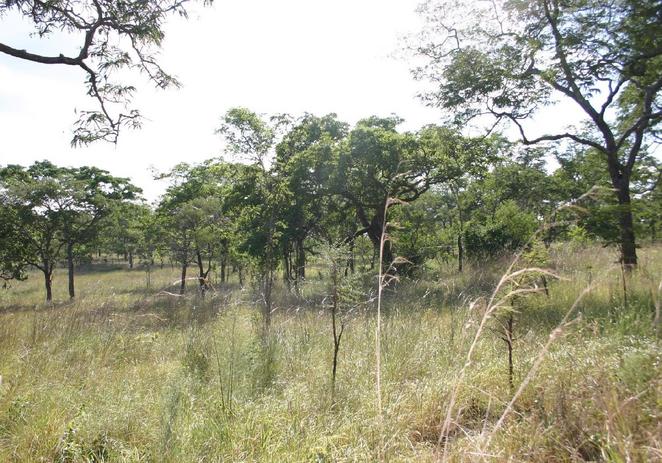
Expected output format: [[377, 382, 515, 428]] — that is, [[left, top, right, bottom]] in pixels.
[[67, 241, 75, 299], [650, 218, 656, 244], [614, 177, 638, 268], [283, 245, 292, 286], [196, 249, 208, 294], [296, 237, 306, 282], [180, 263, 187, 295], [455, 187, 464, 273], [263, 267, 273, 330], [346, 238, 355, 276], [44, 267, 53, 302], [457, 233, 463, 273], [128, 251, 133, 269], [367, 223, 393, 271]]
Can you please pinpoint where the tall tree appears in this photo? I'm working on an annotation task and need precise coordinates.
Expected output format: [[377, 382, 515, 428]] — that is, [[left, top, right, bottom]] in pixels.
[[414, 0, 662, 267], [157, 161, 228, 295], [553, 145, 662, 243], [335, 117, 492, 266], [0, 161, 139, 300], [0, 0, 212, 144], [60, 166, 139, 298], [418, 125, 500, 271], [0, 203, 29, 283], [217, 108, 290, 330], [275, 113, 349, 285], [101, 202, 154, 269]]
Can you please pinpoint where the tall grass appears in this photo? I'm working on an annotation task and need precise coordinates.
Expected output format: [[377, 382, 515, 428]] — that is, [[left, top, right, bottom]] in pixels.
[[0, 244, 659, 461]]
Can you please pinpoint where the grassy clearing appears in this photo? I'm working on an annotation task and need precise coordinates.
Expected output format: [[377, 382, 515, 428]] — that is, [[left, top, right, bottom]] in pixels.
[[0, 245, 660, 462]]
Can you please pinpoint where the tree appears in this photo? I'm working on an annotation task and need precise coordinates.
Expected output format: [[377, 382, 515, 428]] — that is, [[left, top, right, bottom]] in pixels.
[[414, 0, 662, 267], [553, 145, 662, 243], [274, 113, 349, 285], [157, 161, 229, 295], [0, 0, 212, 145], [1, 163, 64, 301], [217, 108, 291, 330], [319, 241, 363, 401], [0, 203, 29, 283], [463, 200, 538, 259], [389, 190, 448, 274], [102, 202, 154, 269], [335, 117, 493, 267], [334, 116, 424, 266], [0, 161, 139, 301], [418, 125, 500, 271], [60, 166, 139, 298]]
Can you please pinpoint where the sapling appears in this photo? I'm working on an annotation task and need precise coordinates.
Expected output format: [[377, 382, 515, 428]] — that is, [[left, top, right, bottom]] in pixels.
[[320, 242, 363, 401], [491, 240, 551, 391]]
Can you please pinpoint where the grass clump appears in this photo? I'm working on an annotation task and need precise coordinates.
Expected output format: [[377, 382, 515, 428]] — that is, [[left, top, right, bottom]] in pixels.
[[0, 244, 660, 461]]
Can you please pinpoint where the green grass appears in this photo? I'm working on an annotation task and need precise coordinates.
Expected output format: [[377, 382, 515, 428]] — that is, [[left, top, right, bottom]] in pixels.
[[0, 245, 660, 462]]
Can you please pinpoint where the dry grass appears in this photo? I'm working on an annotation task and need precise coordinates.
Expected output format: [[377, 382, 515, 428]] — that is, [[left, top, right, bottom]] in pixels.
[[0, 244, 660, 462]]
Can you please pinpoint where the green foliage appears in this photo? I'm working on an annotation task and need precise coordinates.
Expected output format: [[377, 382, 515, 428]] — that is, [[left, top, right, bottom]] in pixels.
[[567, 224, 591, 245], [413, 0, 662, 266], [390, 192, 448, 274], [0, 245, 660, 461], [464, 200, 538, 258], [0, 205, 29, 282], [0, 0, 213, 144], [0, 161, 140, 299]]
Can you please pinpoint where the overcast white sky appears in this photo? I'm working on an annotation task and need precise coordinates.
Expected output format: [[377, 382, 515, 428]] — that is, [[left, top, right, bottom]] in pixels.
[[0, 0, 587, 202]]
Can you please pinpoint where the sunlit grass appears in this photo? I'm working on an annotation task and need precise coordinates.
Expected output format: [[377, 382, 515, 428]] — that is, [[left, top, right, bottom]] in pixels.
[[0, 245, 660, 461]]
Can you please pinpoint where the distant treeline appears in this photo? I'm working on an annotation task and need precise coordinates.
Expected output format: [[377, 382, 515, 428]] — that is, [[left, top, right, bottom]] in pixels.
[[1, 109, 660, 301]]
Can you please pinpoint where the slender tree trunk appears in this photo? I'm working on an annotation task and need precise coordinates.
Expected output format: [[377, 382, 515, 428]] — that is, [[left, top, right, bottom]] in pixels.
[[346, 238, 355, 276], [67, 241, 75, 299], [195, 249, 208, 295], [262, 196, 277, 334], [331, 264, 344, 400], [332, 324, 341, 397], [650, 218, 656, 244], [457, 233, 463, 273], [455, 187, 464, 273], [128, 251, 133, 269], [283, 245, 291, 287], [296, 237, 306, 282], [180, 263, 187, 295], [220, 257, 226, 284], [44, 266, 53, 302], [263, 266, 273, 331]]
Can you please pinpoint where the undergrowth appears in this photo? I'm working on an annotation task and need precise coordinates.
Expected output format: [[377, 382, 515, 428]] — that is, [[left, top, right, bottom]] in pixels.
[[0, 244, 659, 462]]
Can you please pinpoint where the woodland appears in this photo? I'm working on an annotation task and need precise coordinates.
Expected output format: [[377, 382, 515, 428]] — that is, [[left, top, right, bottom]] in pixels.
[[0, 0, 661, 461]]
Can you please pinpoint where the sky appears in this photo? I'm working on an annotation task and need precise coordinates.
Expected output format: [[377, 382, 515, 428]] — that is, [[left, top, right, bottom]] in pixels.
[[0, 0, 586, 202]]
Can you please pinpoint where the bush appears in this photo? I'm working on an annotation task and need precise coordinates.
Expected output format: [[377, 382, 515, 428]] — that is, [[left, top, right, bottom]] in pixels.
[[464, 200, 538, 258]]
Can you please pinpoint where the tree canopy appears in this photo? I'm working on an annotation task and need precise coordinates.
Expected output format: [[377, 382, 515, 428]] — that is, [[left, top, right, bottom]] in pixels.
[[413, 0, 662, 266], [0, 0, 212, 145]]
